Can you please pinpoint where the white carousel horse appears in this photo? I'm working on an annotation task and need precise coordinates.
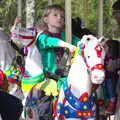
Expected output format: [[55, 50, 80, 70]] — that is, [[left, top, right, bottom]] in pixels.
[[54, 35, 105, 120], [0, 29, 24, 120], [9, 27, 44, 119], [9, 27, 44, 93]]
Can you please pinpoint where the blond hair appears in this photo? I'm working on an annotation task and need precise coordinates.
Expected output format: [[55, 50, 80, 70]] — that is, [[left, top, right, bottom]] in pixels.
[[38, 4, 65, 32]]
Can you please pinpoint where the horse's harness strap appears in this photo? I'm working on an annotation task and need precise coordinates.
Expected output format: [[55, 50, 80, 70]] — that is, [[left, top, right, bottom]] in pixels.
[[80, 44, 104, 72], [91, 64, 104, 71]]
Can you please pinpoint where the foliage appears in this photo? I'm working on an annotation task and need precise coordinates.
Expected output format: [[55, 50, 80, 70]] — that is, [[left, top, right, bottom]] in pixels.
[[35, 0, 48, 24], [0, 0, 16, 32], [0, 0, 119, 38]]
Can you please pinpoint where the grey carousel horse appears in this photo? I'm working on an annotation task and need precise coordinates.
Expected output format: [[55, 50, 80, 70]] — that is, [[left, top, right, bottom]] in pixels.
[[0, 29, 23, 120]]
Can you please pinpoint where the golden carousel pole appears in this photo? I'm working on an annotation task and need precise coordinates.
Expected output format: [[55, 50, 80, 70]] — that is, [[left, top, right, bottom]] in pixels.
[[98, 0, 103, 37], [17, 0, 22, 27], [65, 0, 72, 43], [48, 0, 53, 5]]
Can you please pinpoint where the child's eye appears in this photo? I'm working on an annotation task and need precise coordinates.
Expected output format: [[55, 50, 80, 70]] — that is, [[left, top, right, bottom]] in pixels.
[[53, 14, 58, 16]]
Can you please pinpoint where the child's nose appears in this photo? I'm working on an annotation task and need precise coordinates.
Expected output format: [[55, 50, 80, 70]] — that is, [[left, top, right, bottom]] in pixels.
[[57, 15, 61, 19], [57, 15, 63, 19]]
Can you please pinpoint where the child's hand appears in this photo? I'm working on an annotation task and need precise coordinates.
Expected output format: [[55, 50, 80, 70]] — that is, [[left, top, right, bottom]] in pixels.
[[107, 59, 114, 72], [58, 40, 76, 53], [14, 17, 21, 25], [68, 44, 76, 53]]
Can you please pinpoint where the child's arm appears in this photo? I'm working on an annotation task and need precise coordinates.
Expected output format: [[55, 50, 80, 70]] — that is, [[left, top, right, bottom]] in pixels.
[[11, 17, 21, 32], [36, 33, 76, 53], [58, 40, 76, 53]]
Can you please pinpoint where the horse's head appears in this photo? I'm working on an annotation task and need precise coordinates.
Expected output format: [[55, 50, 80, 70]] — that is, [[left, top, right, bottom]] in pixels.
[[77, 35, 105, 84], [11, 27, 36, 47]]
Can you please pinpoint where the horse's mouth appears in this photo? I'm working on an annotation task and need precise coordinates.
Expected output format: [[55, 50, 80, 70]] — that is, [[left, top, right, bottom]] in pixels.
[[91, 75, 105, 84]]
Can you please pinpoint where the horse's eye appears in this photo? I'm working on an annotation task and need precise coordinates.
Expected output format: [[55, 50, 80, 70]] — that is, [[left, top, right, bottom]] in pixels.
[[88, 56, 90, 58], [87, 38, 90, 41]]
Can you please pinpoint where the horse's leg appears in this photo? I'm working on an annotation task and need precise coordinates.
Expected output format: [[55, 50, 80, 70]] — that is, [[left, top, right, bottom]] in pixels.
[[20, 90, 29, 119], [65, 118, 95, 120], [8, 82, 25, 119], [54, 84, 66, 120], [66, 118, 95, 120], [0, 114, 2, 120], [87, 118, 96, 120], [8, 82, 18, 94]]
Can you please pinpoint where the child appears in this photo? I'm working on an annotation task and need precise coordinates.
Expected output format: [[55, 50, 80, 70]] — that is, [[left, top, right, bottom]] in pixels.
[[102, 39, 120, 115], [36, 4, 80, 79], [34, 4, 80, 119], [114, 70, 120, 120], [112, 1, 120, 119]]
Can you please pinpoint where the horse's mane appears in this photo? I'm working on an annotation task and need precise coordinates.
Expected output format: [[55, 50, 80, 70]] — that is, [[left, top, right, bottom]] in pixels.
[[72, 17, 95, 39], [0, 29, 24, 56], [76, 28, 95, 39]]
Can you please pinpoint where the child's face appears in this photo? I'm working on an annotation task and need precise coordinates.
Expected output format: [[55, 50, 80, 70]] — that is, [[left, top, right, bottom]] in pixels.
[[44, 10, 65, 32]]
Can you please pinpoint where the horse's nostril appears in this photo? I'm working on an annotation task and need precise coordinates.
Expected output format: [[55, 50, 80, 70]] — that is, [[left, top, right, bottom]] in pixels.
[[94, 75, 98, 79]]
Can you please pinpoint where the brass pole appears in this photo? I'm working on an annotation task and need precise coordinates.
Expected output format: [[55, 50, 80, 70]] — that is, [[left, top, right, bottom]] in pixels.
[[65, 0, 72, 43]]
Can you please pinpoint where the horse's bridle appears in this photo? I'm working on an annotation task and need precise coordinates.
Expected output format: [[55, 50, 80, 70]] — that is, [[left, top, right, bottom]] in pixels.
[[79, 44, 104, 73]]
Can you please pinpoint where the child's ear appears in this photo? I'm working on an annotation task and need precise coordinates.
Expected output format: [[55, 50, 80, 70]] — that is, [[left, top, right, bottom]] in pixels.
[[44, 17, 48, 23]]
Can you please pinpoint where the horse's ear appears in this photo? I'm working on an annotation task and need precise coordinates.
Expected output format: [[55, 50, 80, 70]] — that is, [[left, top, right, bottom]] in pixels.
[[77, 40, 82, 47], [77, 42, 84, 50], [98, 36, 107, 43], [77, 35, 89, 47], [78, 35, 97, 48], [77, 35, 87, 48]]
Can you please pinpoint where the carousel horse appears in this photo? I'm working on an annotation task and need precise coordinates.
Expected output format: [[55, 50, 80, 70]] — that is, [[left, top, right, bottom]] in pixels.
[[9, 27, 44, 94], [0, 28, 26, 99], [54, 35, 105, 120], [0, 29, 16, 91], [0, 29, 23, 120], [9, 27, 45, 119]]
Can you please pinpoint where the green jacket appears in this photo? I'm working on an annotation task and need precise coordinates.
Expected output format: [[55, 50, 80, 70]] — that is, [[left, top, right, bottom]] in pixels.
[[35, 31, 80, 74]]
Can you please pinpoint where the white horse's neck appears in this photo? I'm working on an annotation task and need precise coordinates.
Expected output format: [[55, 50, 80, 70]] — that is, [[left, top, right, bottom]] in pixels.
[[0, 40, 16, 72], [25, 45, 43, 77], [67, 54, 92, 97]]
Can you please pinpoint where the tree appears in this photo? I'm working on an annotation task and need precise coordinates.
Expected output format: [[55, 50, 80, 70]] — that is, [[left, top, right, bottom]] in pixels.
[[26, 0, 35, 28], [0, 0, 119, 38]]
